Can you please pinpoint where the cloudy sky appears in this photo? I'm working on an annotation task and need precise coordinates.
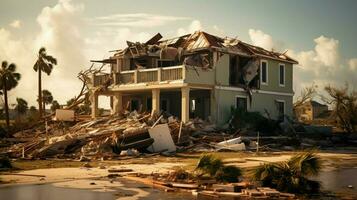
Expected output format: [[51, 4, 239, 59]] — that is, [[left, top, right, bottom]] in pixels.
[[1, 0, 356, 108]]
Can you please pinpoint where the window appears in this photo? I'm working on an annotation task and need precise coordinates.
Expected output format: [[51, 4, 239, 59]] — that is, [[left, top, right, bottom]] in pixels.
[[276, 100, 285, 117], [236, 96, 247, 112], [260, 60, 268, 85], [279, 64, 285, 86]]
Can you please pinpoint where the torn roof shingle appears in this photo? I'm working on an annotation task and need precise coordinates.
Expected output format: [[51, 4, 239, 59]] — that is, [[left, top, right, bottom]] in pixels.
[[113, 31, 298, 64]]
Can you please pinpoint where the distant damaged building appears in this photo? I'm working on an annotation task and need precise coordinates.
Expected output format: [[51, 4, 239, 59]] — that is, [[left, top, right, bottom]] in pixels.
[[88, 31, 298, 124]]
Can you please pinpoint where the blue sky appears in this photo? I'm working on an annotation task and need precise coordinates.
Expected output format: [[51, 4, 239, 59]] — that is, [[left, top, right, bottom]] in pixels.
[[0, 0, 356, 107]]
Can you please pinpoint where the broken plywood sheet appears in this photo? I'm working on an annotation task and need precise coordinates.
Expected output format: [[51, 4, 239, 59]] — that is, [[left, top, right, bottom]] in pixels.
[[54, 109, 75, 121], [147, 124, 176, 153]]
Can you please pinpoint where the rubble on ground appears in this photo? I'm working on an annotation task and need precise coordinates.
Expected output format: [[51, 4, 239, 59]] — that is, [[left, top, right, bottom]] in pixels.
[[0, 111, 247, 159]]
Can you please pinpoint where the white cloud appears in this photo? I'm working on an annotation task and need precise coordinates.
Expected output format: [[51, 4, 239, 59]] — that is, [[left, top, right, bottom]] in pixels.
[[287, 36, 356, 98], [9, 20, 21, 28], [33, 0, 88, 105], [248, 29, 275, 50], [247, 29, 356, 99], [91, 13, 189, 28], [348, 58, 357, 71], [0, 0, 88, 107], [177, 20, 202, 36], [0, 28, 33, 106], [313, 36, 339, 67]]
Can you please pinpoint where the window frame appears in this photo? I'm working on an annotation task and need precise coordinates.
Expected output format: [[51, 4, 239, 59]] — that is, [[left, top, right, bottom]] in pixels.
[[235, 95, 248, 112], [276, 99, 285, 116], [279, 63, 285, 87], [260, 60, 268, 85]]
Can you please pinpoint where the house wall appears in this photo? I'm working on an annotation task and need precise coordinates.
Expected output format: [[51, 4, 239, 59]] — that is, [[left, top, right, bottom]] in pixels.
[[259, 59, 293, 93], [185, 67, 215, 85], [213, 88, 293, 125], [215, 54, 230, 86], [312, 105, 328, 119]]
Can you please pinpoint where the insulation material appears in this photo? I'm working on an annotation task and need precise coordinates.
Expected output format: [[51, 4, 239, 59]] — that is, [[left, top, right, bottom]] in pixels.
[[183, 54, 210, 69], [147, 124, 176, 153], [242, 59, 259, 84]]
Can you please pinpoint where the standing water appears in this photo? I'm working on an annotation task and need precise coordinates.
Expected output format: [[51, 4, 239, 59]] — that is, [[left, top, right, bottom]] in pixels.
[[317, 167, 357, 196]]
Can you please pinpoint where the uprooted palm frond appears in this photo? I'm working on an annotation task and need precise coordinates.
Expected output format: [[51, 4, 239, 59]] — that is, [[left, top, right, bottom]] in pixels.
[[251, 150, 321, 194], [288, 151, 321, 177], [196, 154, 242, 183], [215, 165, 242, 183], [196, 154, 224, 176]]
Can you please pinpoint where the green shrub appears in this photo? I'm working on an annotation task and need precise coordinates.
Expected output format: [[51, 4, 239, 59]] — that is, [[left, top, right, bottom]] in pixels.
[[229, 107, 277, 133]]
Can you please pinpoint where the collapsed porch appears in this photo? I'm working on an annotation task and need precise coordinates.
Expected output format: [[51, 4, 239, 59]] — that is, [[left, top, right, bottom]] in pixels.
[[91, 87, 212, 123]]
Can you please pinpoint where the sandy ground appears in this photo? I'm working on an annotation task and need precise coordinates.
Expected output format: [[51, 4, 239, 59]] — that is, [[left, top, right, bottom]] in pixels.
[[0, 162, 182, 185], [1, 151, 356, 200], [1, 151, 356, 186]]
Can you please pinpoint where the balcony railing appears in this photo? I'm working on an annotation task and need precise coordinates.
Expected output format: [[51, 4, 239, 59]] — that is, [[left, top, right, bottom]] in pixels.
[[113, 65, 185, 85], [92, 65, 216, 88], [161, 66, 183, 81]]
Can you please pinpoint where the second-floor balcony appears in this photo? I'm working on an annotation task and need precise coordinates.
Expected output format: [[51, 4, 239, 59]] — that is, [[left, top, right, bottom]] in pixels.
[[92, 65, 215, 88]]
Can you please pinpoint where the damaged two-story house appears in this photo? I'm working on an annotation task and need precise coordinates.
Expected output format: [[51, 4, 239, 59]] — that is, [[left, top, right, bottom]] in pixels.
[[88, 31, 298, 125]]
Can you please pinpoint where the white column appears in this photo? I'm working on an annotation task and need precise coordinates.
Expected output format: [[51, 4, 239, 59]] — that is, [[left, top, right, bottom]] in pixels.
[[181, 87, 190, 123], [152, 89, 160, 114], [112, 93, 123, 115]]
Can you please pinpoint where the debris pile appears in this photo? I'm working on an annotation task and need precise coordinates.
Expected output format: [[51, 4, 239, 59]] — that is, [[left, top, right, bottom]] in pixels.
[[1, 111, 247, 159], [123, 169, 297, 200]]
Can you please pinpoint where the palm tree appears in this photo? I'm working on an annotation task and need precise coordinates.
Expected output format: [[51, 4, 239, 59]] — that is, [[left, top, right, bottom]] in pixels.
[[15, 98, 28, 124], [251, 151, 322, 194], [42, 89, 53, 113], [15, 98, 28, 116], [33, 47, 57, 118], [0, 61, 21, 128], [50, 100, 60, 112]]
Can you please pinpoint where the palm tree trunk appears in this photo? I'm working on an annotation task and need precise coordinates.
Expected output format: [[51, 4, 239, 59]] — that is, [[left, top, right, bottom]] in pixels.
[[43, 101, 45, 115], [3, 80, 9, 129], [38, 68, 42, 118]]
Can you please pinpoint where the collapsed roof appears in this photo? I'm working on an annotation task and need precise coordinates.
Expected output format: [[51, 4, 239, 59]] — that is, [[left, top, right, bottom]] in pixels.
[[106, 31, 298, 64]]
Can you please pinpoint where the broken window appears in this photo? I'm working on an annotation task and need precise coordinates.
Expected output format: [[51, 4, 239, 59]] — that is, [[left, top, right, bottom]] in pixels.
[[279, 64, 285, 86], [229, 55, 239, 85], [236, 97, 247, 112], [130, 58, 147, 69], [276, 100, 285, 117], [260, 61, 268, 84]]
